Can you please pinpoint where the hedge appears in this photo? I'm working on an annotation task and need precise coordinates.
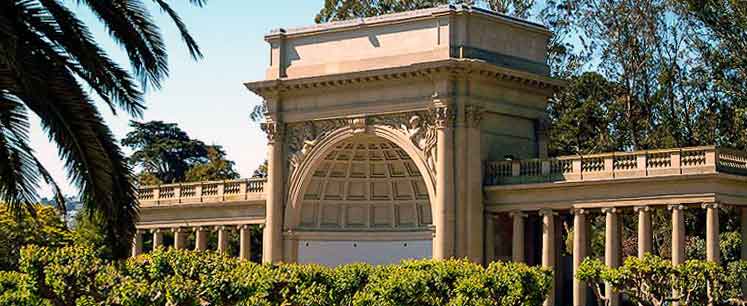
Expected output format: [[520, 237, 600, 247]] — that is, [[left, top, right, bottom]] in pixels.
[[0, 245, 551, 306]]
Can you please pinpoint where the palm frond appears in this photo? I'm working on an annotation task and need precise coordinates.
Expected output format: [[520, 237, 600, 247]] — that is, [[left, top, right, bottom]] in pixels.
[[152, 0, 203, 60], [0, 92, 41, 217]]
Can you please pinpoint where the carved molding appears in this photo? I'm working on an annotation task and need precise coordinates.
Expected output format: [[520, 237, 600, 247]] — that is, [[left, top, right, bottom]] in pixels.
[[261, 122, 285, 144]]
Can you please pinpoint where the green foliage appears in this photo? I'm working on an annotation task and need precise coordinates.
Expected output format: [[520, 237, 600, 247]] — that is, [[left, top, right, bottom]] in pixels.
[[0, 205, 72, 271], [577, 254, 747, 306], [0, 246, 552, 306], [122, 121, 239, 184]]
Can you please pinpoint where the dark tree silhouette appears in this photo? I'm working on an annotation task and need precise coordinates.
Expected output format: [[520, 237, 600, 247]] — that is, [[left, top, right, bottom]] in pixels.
[[0, 0, 205, 258]]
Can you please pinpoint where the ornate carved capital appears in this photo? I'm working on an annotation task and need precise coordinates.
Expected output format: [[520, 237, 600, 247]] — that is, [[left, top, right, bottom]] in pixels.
[[432, 105, 455, 129], [465, 104, 484, 128], [261, 121, 285, 143]]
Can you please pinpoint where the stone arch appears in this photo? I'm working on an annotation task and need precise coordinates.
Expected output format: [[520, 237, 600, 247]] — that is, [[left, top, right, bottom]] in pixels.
[[286, 124, 437, 230]]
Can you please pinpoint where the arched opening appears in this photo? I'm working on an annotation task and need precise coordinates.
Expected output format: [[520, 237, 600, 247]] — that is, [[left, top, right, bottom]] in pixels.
[[291, 134, 434, 266]]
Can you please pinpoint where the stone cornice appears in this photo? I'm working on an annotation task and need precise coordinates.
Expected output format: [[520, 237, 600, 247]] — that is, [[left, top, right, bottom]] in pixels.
[[244, 59, 565, 97]]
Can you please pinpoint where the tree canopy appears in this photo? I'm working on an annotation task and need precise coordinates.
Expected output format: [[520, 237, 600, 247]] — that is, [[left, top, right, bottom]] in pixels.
[[123, 120, 239, 185]]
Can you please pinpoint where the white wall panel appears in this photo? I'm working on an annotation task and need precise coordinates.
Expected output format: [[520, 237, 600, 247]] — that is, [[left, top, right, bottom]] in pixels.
[[297, 240, 432, 266]]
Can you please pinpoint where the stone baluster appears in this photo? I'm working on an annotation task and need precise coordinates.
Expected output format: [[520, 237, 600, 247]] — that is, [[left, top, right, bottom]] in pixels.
[[510, 211, 527, 263], [603, 207, 621, 306], [635, 206, 653, 257], [131, 230, 143, 257], [152, 229, 164, 249], [173, 227, 187, 250], [540, 209, 557, 306], [217, 225, 229, 254], [572, 208, 588, 306], [195, 227, 208, 251], [239, 225, 252, 260]]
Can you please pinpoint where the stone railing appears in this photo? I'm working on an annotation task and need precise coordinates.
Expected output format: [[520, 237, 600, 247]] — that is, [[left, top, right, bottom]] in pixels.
[[137, 178, 267, 205], [485, 146, 747, 185]]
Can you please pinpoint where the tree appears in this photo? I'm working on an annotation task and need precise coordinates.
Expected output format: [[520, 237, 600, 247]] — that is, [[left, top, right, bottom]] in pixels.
[[0, 0, 206, 258], [123, 121, 210, 184], [251, 160, 268, 178], [0, 205, 72, 270], [123, 120, 241, 184], [184, 146, 240, 182]]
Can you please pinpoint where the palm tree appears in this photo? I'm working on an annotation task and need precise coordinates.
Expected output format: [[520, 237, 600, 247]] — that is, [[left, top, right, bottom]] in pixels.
[[0, 0, 205, 258]]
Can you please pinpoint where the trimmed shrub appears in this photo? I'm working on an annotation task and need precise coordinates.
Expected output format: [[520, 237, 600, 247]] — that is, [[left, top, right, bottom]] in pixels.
[[0, 245, 551, 306]]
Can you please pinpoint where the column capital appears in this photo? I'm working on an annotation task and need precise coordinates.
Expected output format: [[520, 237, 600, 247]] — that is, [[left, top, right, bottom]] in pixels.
[[237, 224, 252, 230], [215, 225, 229, 231], [135, 229, 146, 234], [539, 208, 558, 217], [634, 206, 652, 213], [194, 226, 209, 232], [509, 210, 528, 218], [702, 202, 721, 209], [571, 208, 589, 215], [151, 228, 163, 234], [261, 121, 285, 143], [601, 207, 619, 214], [668, 204, 687, 211], [172, 227, 187, 233], [464, 104, 484, 128], [432, 105, 456, 129]]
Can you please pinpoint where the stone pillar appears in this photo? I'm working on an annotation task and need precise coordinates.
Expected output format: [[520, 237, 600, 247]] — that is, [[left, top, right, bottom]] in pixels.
[[433, 105, 455, 260], [131, 230, 143, 257], [152, 229, 164, 249], [603, 208, 620, 306], [195, 227, 208, 251], [239, 225, 252, 260], [262, 121, 284, 263], [484, 214, 496, 265], [704, 203, 720, 263], [465, 104, 484, 263], [173, 228, 187, 250], [540, 209, 557, 306], [217, 226, 229, 254], [741, 208, 747, 297], [635, 206, 653, 258], [572, 209, 588, 306], [510, 211, 527, 263], [670, 205, 686, 266]]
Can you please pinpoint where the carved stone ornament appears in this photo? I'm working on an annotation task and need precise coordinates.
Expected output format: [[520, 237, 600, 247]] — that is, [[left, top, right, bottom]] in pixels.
[[286, 118, 350, 171], [465, 104, 484, 128], [432, 105, 455, 129], [261, 122, 285, 143]]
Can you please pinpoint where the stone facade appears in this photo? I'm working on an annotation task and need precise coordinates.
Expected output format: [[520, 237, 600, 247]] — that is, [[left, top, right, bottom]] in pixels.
[[133, 5, 747, 306]]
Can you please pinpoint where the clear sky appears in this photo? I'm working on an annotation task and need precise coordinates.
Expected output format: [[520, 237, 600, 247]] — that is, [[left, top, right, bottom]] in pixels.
[[30, 1, 326, 196]]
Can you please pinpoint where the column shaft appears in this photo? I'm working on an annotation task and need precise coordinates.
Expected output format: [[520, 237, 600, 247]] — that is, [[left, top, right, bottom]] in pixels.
[[217, 226, 229, 254], [131, 230, 143, 257], [465, 105, 484, 263], [173, 228, 187, 250], [671, 205, 686, 265], [741, 208, 747, 297], [239, 225, 252, 260], [263, 122, 284, 263], [572, 209, 588, 306], [604, 208, 620, 306], [636, 206, 652, 258], [195, 228, 208, 251], [540, 209, 556, 306], [433, 106, 455, 260], [511, 212, 526, 262], [152, 229, 163, 249], [704, 204, 720, 263], [484, 214, 496, 265]]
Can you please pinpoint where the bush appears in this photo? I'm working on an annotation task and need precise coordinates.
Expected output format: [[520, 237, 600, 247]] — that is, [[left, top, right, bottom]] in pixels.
[[576, 254, 747, 306], [0, 246, 552, 306]]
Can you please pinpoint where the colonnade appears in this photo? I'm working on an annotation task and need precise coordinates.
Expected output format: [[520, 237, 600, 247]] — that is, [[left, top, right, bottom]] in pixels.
[[131, 224, 255, 260], [507, 203, 732, 306]]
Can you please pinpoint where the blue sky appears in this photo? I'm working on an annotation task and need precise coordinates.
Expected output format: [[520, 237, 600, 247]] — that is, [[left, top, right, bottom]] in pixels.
[[30, 1, 325, 196]]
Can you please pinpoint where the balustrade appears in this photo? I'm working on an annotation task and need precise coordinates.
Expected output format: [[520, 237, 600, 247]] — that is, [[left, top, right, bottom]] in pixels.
[[136, 178, 266, 205]]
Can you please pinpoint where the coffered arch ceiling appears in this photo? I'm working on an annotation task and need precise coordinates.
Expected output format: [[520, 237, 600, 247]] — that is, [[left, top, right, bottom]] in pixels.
[[298, 134, 432, 231]]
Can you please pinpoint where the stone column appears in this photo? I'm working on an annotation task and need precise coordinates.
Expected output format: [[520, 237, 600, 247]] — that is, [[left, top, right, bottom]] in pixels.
[[152, 229, 164, 249], [572, 209, 588, 306], [603, 208, 620, 306], [703, 203, 720, 263], [635, 206, 653, 257], [217, 225, 229, 254], [262, 121, 284, 263], [510, 211, 527, 263], [540, 209, 557, 306], [173, 228, 187, 250], [239, 225, 252, 260], [465, 104, 484, 263], [670, 205, 686, 266], [433, 105, 455, 260], [131, 230, 143, 257], [195, 227, 208, 251], [484, 214, 496, 265]]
